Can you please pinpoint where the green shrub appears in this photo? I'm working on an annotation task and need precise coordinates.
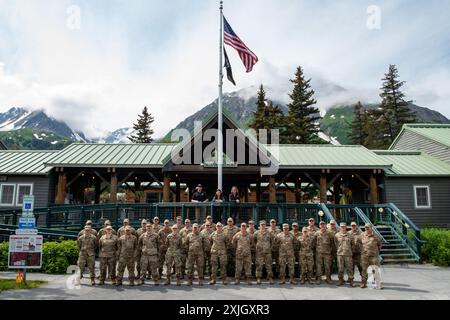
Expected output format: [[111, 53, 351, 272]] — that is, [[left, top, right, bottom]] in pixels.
[[421, 228, 450, 267], [0, 240, 78, 274]]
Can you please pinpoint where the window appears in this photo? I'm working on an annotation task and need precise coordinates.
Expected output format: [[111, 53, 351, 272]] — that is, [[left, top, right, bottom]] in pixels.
[[414, 185, 431, 209], [16, 184, 33, 206], [0, 184, 16, 206]]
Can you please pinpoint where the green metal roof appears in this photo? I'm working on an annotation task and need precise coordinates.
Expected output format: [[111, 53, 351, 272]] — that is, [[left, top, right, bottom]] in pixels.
[[0, 150, 58, 175], [392, 124, 450, 148], [45, 143, 176, 168], [266, 145, 392, 169], [375, 150, 450, 176]]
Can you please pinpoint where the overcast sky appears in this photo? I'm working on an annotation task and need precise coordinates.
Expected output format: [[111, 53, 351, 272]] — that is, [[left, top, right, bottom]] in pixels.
[[0, 0, 449, 139]]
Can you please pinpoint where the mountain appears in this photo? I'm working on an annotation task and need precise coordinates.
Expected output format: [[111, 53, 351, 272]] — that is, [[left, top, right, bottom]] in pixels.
[[320, 103, 450, 145], [0, 107, 87, 149], [95, 127, 134, 144]]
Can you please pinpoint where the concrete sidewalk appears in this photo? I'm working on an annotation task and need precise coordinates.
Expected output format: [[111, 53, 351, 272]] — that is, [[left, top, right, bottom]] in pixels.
[[1, 264, 449, 300]]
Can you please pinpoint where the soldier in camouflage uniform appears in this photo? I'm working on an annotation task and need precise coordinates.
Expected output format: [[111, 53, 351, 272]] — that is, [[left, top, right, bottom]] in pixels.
[[276, 224, 297, 285], [158, 219, 172, 278], [117, 218, 137, 237], [328, 219, 338, 275], [349, 221, 362, 278], [268, 219, 281, 277], [298, 227, 315, 285], [185, 223, 206, 285], [254, 220, 274, 285], [176, 216, 183, 230], [200, 222, 213, 276], [314, 221, 334, 285], [201, 215, 216, 231], [307, 218, 319, 234], [135, 219, 148, 279], [232, 223, 253, 285], [290, 222, 301, 278], [164, 224, 183, 286], [247, 220, 257, 278], [77, 226, 97, 285], [97, 220, 117, 240], [98, 225, 118, 285], [138, 223, 160, 285], [224, 217, 239, 277], [78, 220, 98, 237], [152, 216, 161, 233], [359, 223, 382, 288], [209, 222, 229, 285], [179, 219, 192, 278], [116, 226, 138, 286], [334, 222, 355, 287]]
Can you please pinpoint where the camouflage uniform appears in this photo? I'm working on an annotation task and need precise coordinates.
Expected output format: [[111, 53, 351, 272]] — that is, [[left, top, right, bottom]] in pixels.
[[248, 227, 257, 277], [210, 229, 229, 284], [335, 231, 354, 285], [98, 233, 118, 284], [200, 228, 214, 275], [201, 222, 216, 231], [158, 226, 172, 277], [97, 227, 116, 239], [276, 232, 296, 283], [314, 228, 334, 284], [77, 233, 97, 283], [360, 231, 382, 286], [307, 225, 319, 235], [117, 226, 137, 237], [78, 228, 98, 238], [164, 232, 183, 285], [349, 228, 362, 277], [254, 229, 273, 283], [291, 228, 300, 277], [179, 226, 192, 277], [232, 230, 253, 284], [185, 230, 206, 285], [223, 224, 239, 276], [152, 223, 162, 234], [298, 233, 315, 283], [135, 226, 147, 279], [269, 227, 281, 276], [138, 230, 161, 284], [116, 233, 138, 285]]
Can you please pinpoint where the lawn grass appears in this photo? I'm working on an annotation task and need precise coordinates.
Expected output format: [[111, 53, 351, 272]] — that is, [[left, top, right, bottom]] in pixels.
[[0, 279, 47, 293]]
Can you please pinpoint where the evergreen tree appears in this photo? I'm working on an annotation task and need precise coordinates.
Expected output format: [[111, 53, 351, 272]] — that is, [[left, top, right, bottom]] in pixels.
[[249, 84, 285, 143], [377, 64, 416, 147], [283, 66, 321, 144], [128, 106, 155, 143], [348, 101, 367, 145]]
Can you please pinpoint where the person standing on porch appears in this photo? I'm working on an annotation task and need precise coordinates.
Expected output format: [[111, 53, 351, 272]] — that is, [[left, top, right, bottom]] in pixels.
[[191, 184, 208, 222], [228, 186, 240, 223], [211, 189, 226, 223]]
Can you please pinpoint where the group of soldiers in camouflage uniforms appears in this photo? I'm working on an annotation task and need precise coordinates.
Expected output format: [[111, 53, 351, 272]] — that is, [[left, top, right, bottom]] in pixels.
[[77, 215, 382, 288]]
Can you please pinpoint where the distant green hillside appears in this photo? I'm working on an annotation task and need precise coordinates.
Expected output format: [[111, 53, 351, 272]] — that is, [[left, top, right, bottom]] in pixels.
[[0, 128, 73, 150]]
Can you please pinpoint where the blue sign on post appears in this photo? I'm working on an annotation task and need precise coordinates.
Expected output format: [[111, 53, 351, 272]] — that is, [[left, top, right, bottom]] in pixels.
[[18, 218, 36, 229]]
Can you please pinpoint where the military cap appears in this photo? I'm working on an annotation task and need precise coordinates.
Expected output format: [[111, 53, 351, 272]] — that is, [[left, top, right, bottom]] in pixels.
[[141, 219, 147, 224], [330, 219, 336, 224], [241, 222, 247, 227], [171, 224, 178, 229], [206, 215, 212, 220], [105, 225, 112, 230], [270, 219, 276, 223], [192, 223, 199, 228], [185, 219, 191, 223], [248, 220, 255, 225], [259, 220, 266, 225], [319, 221, 325, 225], [364, 223, 372, 228], [216, 222, 223, 227], [104, 220, 111, 226], [308, 218, 315, 222], [125, 226, 131, 231], [123, 218, 130, 223], [282, 223, 289, 229], [164, 219, 170, 224], [292, 222, 299, 227], [85, 220, 93, 225], [351, 222, 357, 226], [84, 225, 92, 230], [339, 222, 347, 227], [302, 227, 308, 232]]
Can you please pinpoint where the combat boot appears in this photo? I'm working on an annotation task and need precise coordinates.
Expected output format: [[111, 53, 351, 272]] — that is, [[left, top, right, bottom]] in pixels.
[[115, 279, 122, 286], [290, 276, 297, 285], [360, 282, 367, 288], [246, 278, 252, 285], [199, 279, 203, 286], [187, 278, 193, 286], [269, 277, 274, 285], [316, 277, 321, 285], [209, 277, 216, 285], [222, 277, 228, 285], [165, 277, 171, 286], [176, 277, 181, 286], [256, 278, 262, 285], [139, 279, 145, 285], [98, 280, 105, 286], [300, 277, 305, 285], [279, 276, 285, 285], [326, 276, 332, 284], [154, 279, 159, 286], [337, 278, 344, 286], [111, 279, 116, 285], [130, 280, 135, 286], [234, 278, 240, 285], [90, 278, 96, 286], [349, 279, 355, 287]]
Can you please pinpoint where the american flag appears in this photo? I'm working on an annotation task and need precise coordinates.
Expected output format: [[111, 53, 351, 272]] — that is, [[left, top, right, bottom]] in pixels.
[[223, 16, 258, 73]]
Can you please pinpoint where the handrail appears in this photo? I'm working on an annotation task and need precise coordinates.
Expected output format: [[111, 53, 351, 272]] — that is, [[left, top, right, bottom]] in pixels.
[[319, 203, 338, 229], [354, 207, 388, 243]]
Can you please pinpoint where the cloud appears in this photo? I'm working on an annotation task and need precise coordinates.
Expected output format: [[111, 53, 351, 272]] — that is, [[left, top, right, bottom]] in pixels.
[[0, 0, 449, 140]]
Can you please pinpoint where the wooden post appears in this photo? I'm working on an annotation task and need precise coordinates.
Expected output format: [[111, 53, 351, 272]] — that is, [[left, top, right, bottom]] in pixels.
[[55, 168, 67, 204], [320, 173, 327, 203], [255, 179, 261, 203], [110, 170, 117, 203], [175, 178, 181, 203], [269, 176, 276, 203], [163, 173, 171, 202], [370, 173, 378, 205]]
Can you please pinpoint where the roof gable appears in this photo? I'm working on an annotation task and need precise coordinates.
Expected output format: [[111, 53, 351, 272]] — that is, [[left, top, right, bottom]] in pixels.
[[390, 124, 450, 149]]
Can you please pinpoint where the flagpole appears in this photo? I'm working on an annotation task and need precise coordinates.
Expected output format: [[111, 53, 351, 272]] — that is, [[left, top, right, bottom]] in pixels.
[[218, 0, 224, 191]]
